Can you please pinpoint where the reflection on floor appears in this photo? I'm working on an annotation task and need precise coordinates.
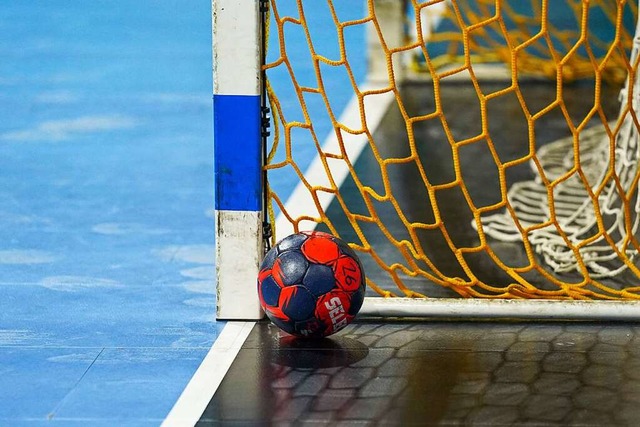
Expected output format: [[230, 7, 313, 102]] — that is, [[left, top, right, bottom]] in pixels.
[[201, 320, 640, 426]]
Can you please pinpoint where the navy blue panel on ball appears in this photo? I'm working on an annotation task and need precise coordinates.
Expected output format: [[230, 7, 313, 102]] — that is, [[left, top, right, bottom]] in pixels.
[[277, 233, 307, 251], [336, 239, 357, 259], [260, 248, 278, 270], [267, 314, 296, 335], [348, 286, 365, 316], [260, 275, 281, 307], [278, 250, 308, 285], [302, 264, 336, 297], [281, 286, 315, 321]]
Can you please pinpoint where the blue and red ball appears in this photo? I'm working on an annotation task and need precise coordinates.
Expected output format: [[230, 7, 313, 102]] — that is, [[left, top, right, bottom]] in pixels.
[[257, 231, 366, 338]]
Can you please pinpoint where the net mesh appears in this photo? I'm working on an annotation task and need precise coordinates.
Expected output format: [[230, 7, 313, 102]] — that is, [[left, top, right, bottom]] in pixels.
[[411, 0, 635, 83], [264, 0, 640, 300]]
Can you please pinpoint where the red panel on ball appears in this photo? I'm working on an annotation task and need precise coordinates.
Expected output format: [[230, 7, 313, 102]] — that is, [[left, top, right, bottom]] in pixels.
[[333, 255, 362, 292], [301, 235, 340, 264], [315, 291, 353, 336]]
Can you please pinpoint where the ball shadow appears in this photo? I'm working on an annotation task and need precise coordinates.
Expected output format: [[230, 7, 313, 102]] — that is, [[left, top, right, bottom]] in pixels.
[[271, 335, 369, 368]]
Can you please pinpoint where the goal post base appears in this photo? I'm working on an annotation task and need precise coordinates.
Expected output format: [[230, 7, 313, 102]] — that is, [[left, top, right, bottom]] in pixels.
[[215, 210, 264, 320], [359, 297, 640, 321]]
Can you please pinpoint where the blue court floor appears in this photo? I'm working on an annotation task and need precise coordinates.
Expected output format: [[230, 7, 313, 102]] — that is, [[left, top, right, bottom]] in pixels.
[[0, 1, 225, 424]]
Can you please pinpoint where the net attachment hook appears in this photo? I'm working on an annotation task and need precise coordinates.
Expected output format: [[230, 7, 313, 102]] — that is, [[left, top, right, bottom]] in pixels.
[[261, 106, 271, 138], [260, 103, 272, 253]]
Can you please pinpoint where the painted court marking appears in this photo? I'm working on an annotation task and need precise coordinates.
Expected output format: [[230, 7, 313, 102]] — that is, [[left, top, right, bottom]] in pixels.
[[162, 321, 255, 427]]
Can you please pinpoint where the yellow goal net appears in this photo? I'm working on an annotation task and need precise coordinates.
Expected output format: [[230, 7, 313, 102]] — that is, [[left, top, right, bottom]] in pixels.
[[262, 0, 640, 310]]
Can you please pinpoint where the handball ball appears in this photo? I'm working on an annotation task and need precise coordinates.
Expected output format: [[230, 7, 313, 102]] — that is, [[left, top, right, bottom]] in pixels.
[[257, 231, 366, 338]]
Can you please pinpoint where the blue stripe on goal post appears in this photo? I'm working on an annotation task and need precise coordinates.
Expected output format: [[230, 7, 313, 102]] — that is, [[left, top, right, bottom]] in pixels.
[[214, 94, 261, 212], [213, 0, 264, 320]]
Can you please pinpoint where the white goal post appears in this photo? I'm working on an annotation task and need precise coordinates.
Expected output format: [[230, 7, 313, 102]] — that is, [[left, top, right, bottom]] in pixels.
[[212, 0, 263, 319], [213, 0, 640, 321]]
